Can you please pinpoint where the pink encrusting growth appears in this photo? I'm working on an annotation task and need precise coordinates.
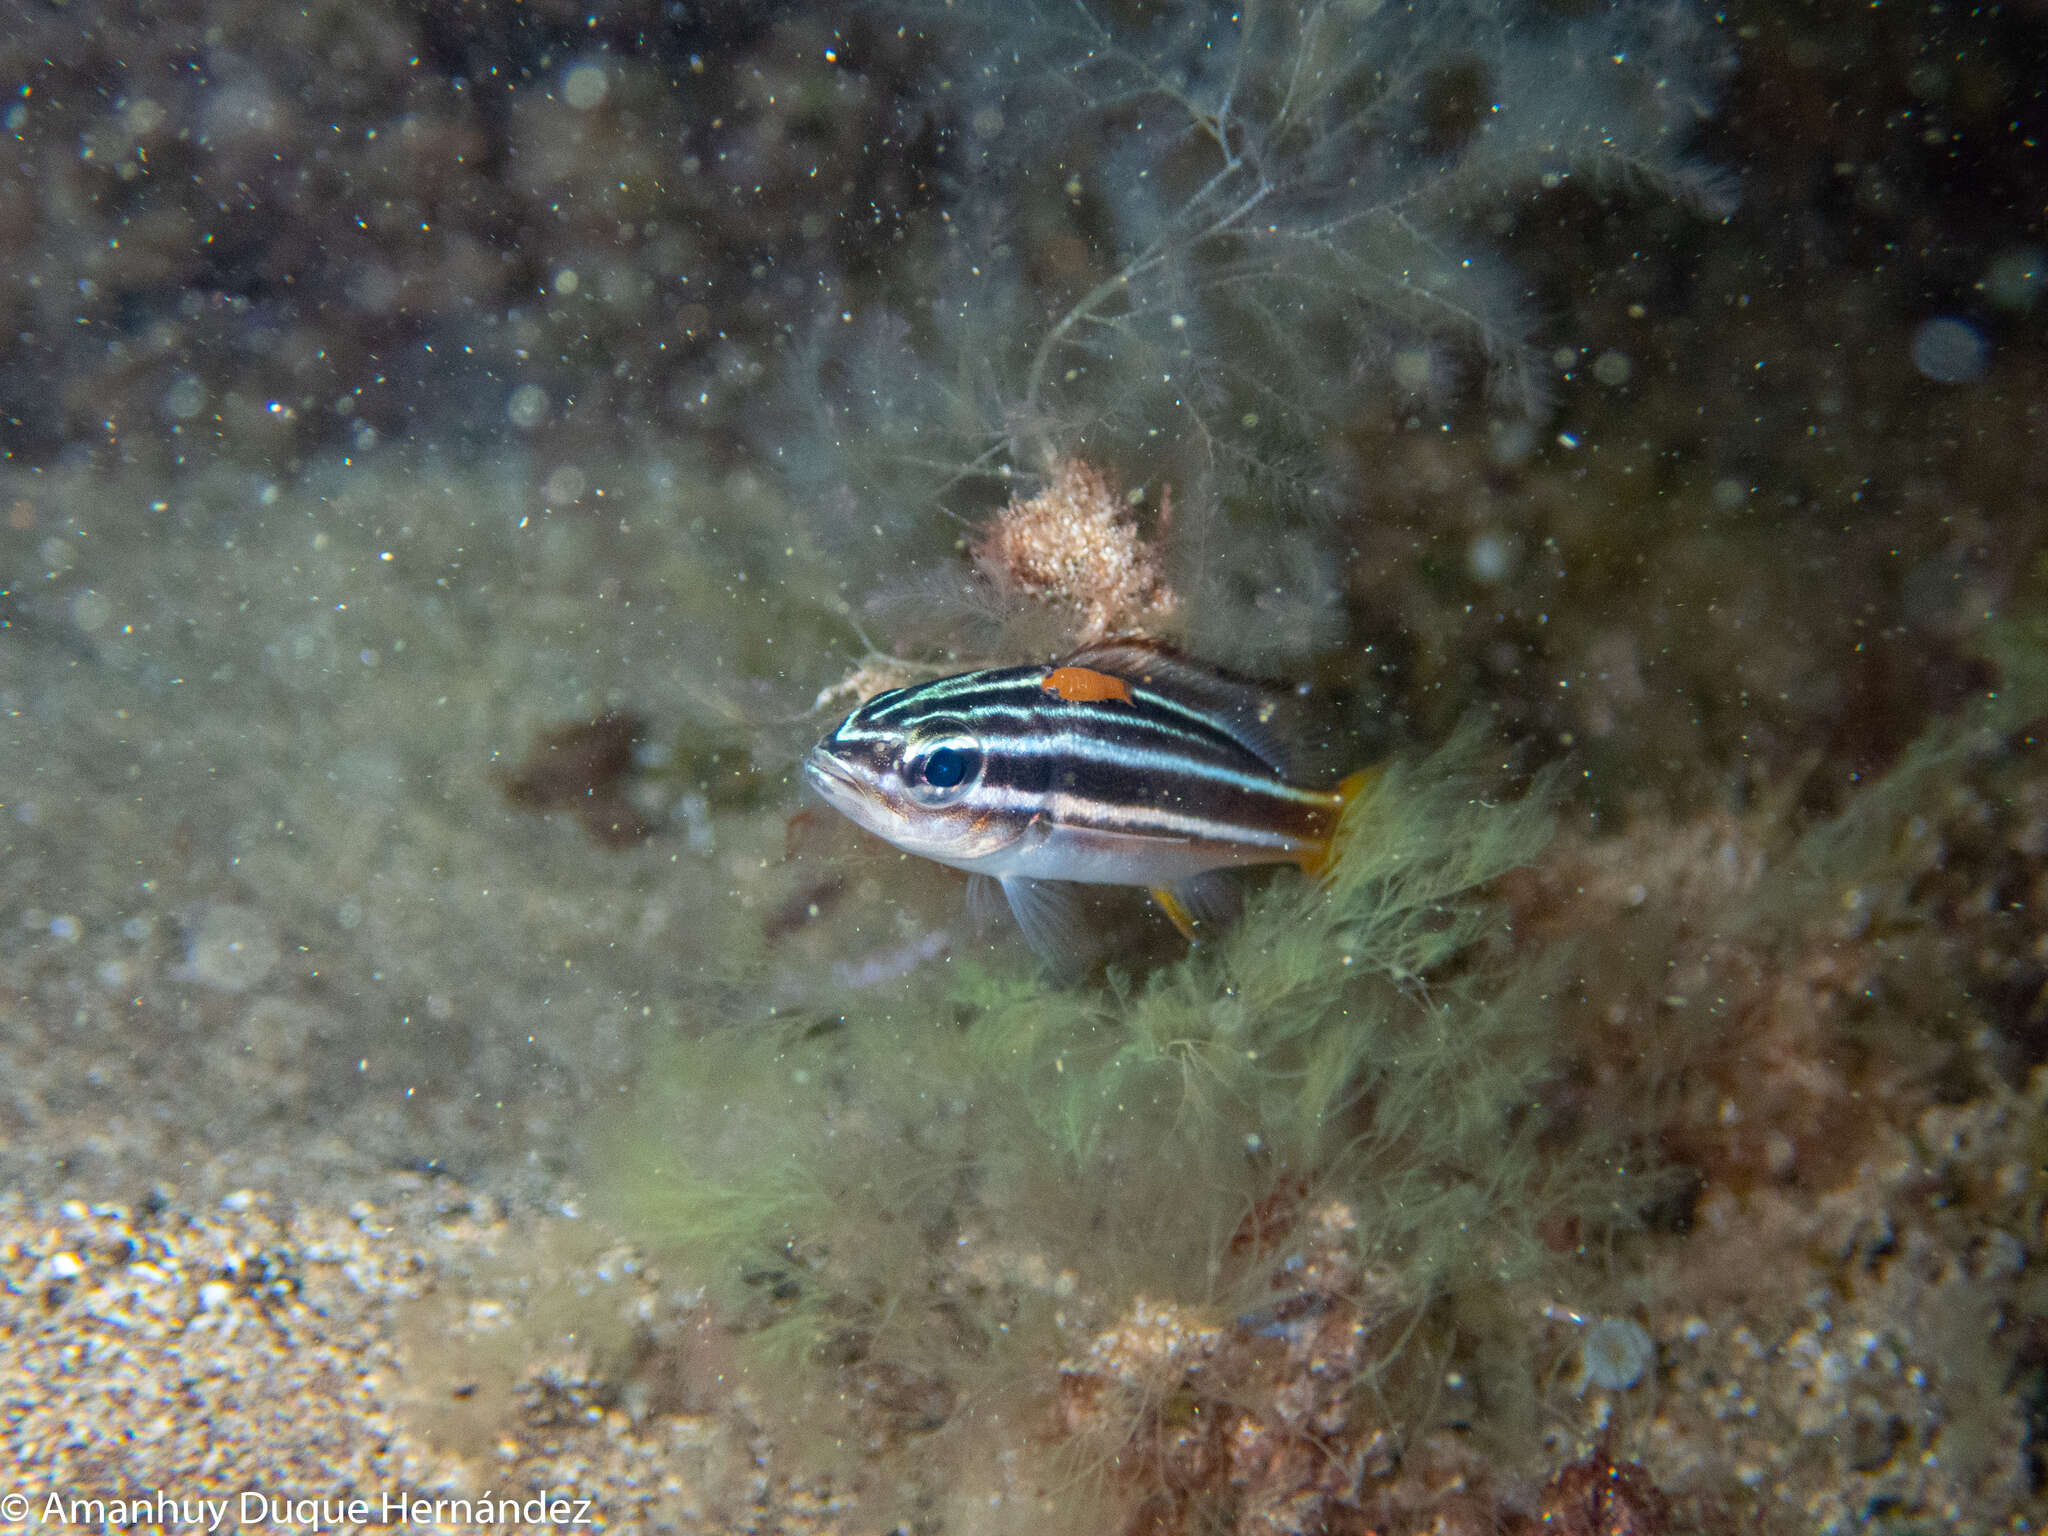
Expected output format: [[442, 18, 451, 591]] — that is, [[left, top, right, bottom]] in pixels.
[[972, 458, 1179, 646]]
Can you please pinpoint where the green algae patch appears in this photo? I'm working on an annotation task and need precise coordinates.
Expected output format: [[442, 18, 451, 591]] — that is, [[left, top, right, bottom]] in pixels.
[[594, 720, 1640, 1481], [593, 660, 2048, 1521], [946, 720, 1619, 1308]]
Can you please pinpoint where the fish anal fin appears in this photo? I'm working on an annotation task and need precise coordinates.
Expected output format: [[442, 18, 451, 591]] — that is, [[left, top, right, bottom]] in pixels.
[[1151, 871, 1243, 945], [1150, 885, 1199, 942], [1297, 766, 1382, 882], [1177, 870, 1244, 928]]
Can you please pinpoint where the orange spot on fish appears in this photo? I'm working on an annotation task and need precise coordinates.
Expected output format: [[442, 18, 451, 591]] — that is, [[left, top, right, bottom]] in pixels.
[[1042, 665, 1134, 704]]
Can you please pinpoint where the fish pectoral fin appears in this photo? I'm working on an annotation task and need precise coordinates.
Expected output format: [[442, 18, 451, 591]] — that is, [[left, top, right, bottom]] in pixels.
[[1000, 875, 1092, 965]]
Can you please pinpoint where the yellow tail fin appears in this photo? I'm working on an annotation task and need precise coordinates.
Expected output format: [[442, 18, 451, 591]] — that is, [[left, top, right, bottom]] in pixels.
[[1297, 766, 1380, 882]]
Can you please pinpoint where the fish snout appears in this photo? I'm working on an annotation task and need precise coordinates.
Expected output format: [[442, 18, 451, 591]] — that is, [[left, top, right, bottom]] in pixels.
[[802, 746, 873, 813]]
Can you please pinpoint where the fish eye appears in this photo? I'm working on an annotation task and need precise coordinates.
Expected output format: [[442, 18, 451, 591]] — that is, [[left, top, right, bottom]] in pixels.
[[903, 728, 982, 804], [924, 747, 969, 787]]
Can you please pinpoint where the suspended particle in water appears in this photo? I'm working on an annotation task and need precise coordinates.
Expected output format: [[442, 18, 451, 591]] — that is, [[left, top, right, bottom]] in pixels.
[[1982, 246, 2044, 312], [1592, 351, 1632, 387], [507, 383, 550, 430], [1487, 417, 1537, 469], [162, 373, 206, 421], [1467, 531, 1514, 585], [1909, 316, 1988, 383], [1711, 477, 1748, 513], [182, 904, 280, 993], [543, 464, 587, 504], [563, 61, 609, 110]]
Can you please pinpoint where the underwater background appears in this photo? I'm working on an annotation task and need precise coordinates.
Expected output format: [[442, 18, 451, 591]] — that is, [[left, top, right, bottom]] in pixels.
[[1, 0, 2044, 1530]]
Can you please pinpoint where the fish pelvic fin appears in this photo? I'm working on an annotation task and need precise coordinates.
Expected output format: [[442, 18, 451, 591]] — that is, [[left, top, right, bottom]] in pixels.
[[1000, 874, 1093, 966], [1296, 766, 1381, 883]]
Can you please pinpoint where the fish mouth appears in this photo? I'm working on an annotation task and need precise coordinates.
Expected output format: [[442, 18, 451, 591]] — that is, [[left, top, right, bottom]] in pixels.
[[802, 748, 873, 811]]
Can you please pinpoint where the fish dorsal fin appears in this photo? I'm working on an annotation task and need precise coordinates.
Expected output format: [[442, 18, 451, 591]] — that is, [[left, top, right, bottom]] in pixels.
[[1060, 639, 1301, 777]]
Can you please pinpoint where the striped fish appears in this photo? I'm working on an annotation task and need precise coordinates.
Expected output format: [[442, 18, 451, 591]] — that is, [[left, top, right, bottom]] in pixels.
[[802, 640, 1373, 958]]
